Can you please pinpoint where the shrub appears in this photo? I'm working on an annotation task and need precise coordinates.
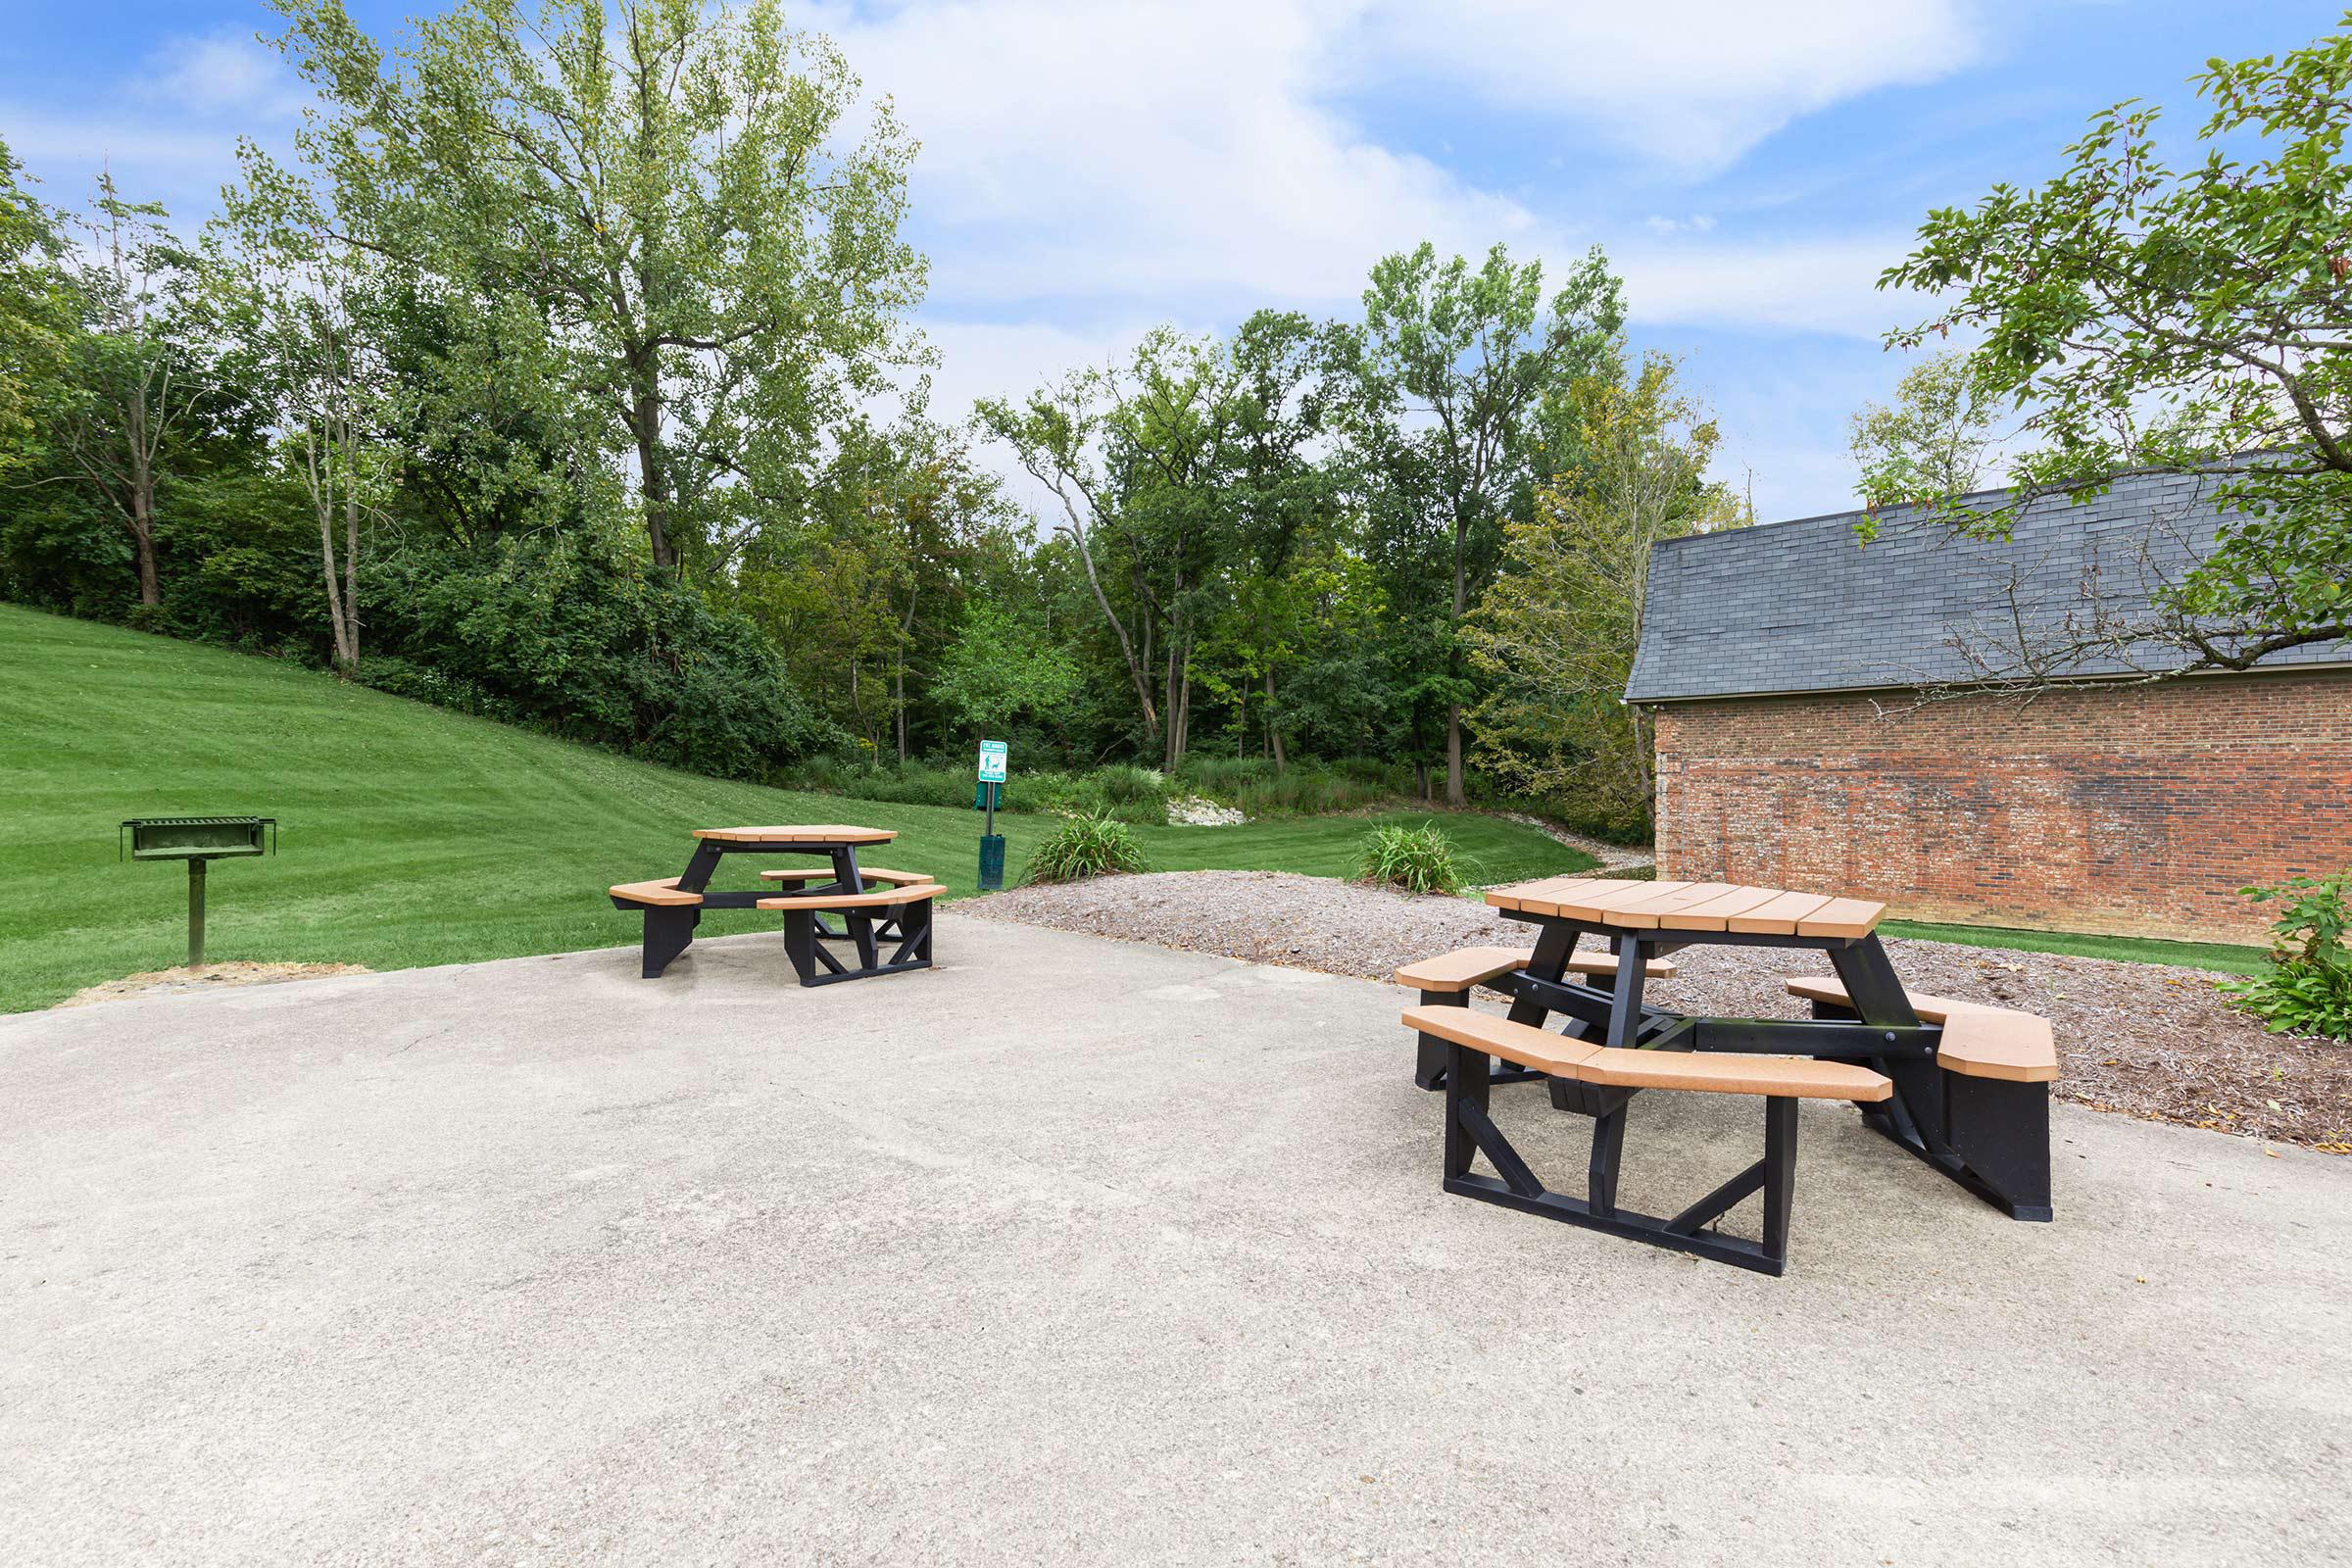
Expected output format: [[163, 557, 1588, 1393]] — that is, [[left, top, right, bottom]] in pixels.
[[2220, 872, 2352, 1041], [1023, 811, 1151, 884], [1357, 821, 1472, 896]]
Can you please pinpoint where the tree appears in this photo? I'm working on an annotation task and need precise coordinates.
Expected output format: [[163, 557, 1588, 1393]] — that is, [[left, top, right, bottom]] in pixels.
[[977, 330, 1239, 764], [1331, 241, 1623, 804], [217, 144, 391, 671], [1847, 350, 1995, 507], [1466, 351, 1745, 832], [1879, 16, 2352, 679], [40, 173, 219, 611], [0, 139, 69, 476], [273, 0, 929, 572], [929, 598, 1082, 741]]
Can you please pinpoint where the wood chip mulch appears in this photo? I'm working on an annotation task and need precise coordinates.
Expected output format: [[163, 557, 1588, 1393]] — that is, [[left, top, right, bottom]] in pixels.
[[968, 870, 2352, 1153]]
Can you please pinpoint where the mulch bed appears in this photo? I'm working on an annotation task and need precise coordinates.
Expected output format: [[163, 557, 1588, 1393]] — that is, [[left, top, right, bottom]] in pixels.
[[967, 870, 2352, 1153]]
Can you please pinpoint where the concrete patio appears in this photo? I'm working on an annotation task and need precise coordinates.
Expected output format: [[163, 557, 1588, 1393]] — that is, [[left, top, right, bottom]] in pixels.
[[3, 915, 2346, 1566]]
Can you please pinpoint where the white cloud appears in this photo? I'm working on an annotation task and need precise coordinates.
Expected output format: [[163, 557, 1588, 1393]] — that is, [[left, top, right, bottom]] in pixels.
[[807, 0, 1975, 413], [1618, 233, 1925, 339], [144, 32, 307, 121], [809, 0, 1541, 312], [1338, 1, 1979, 172]]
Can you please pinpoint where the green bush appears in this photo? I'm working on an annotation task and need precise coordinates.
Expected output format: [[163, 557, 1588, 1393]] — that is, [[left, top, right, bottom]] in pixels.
[[1023, 811, 1151, 884], [1356, 821, 1472, 896], [368, 528, 834, 782], [2219, 872, 2352, 1040]]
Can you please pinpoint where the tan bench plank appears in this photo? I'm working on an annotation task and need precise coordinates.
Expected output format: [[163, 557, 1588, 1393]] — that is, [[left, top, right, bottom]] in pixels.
[[756, 883, 943, 911], [1783, 976, 1995, 1020], [1724, 890, 1835, 934], [610, 877, 702, 907], [1402, 1005, 1889, 1101], [1784, 977, 2057, 1083], [1657, 885, 1788, 931], [694, 824, 898, 845], [758, 866, 929, 887], [1792, 896, 1886, 939], [1395, 947, 1679, 992], [1577, 1048, 1891, 1102], [1395, 946, 1532, 991], [1400, 1005, 1601, 1078], [1936, 1011, 2060, 1083]]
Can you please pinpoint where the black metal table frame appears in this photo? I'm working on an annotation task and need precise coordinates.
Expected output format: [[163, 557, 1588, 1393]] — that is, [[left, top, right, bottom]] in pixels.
[[630, 836, 932, 986], [1448, 909, 2052, 1224]]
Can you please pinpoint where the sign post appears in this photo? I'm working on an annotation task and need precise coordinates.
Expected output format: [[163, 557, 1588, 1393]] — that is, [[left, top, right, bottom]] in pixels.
[[975, 740, 1008, 890]]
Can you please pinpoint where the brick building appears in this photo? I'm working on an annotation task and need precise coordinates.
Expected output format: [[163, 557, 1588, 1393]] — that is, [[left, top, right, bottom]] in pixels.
[[1624, 472, 2352, 943]]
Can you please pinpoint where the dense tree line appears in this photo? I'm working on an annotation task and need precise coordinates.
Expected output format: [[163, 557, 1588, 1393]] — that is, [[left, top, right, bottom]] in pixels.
[[0, 0, 1741, 832]]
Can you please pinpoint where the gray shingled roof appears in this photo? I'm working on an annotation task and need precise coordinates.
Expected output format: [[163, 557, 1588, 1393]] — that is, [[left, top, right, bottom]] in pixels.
[[1624, 468, 2349, 703]]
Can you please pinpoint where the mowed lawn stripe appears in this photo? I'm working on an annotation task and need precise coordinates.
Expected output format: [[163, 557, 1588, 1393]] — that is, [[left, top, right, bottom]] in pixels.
[[0, 606, 1595, 1011]]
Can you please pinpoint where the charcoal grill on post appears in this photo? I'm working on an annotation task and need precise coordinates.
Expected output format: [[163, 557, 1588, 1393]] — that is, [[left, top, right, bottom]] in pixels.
[[118, 816, 277, 968]]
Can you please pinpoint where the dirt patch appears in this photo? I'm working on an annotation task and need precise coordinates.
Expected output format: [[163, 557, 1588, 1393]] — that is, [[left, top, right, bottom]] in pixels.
[[967, 869, 2351, 1152], [57, 961, 373, 1009]]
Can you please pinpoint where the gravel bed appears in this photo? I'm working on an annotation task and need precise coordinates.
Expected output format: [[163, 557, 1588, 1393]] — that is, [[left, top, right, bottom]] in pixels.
[[967, 869, 2352, 1152]]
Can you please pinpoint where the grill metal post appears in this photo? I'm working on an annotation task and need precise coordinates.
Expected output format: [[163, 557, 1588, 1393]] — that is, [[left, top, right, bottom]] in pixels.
[[188, 858, 207, 968]]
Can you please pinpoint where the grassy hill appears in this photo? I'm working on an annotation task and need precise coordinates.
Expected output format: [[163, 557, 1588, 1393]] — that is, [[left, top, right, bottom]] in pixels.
[[0, 606, 1595, 1012]]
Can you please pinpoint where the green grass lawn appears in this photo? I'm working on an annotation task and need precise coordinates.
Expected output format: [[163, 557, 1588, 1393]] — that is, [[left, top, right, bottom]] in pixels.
[[0, 606, 1596, 1013], [1880, 919, 2268, 975]]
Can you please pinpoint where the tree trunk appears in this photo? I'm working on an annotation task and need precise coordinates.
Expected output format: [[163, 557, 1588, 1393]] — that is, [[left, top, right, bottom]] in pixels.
[[1174, 651, 1192, 764], [1443, 712, 1465, 804], [895, 591, 915, 763], [1446, 511, 1468, 806], [1264, 666, 1285, 770], [343, 475, 361, 670], [125, 396, 159, 608], [628, 370, 677, 571], [1162, 641, 1180, 770], [1058, 511, 1157, 745]]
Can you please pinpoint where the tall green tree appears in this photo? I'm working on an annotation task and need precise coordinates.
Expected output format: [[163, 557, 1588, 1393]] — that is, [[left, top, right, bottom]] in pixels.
[[1467, 351, 1745, 834], [1880, 15, 2352, 677], [0, 139, 69, 475], [1330, 241, 1623, 804], [273, 0, 929, 572], [216, 142, 394, 671], [38, 174, 223, 611]]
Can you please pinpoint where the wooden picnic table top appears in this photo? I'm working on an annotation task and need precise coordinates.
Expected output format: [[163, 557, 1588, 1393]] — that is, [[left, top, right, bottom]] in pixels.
[[1486, 876, 1885, 939], [690, 824, 898, 845]]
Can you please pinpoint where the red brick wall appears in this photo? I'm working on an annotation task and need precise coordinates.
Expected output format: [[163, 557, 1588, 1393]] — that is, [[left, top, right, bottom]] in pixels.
[[1648, 670, 2352, 944]]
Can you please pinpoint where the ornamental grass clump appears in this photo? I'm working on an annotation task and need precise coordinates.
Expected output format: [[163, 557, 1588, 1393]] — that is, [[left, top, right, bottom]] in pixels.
[[2220, 872, 2352, 1041], [1022, 810, 1151, 884], [1357, 821, 1472, 897]]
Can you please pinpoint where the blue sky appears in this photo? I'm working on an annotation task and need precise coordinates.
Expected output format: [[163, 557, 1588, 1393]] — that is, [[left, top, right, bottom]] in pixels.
[[2, 0, 2341, 520]]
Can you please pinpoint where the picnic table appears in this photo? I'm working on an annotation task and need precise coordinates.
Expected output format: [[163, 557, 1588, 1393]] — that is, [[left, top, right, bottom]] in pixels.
[[1400, 876, 2056, 1274], [1484, 876, 2054, 1219], [608, 825, 941, 986]]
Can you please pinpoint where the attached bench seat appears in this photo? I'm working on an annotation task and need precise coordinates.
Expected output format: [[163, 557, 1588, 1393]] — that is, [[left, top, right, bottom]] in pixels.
[[1404, 1004, 1887, 1276], [758, 866, 931, 888], [609, 878, 705, 978], [610, 877, 702, 907], [1398, 945, 1679, 1090], [755, 880, 939, 987], [754, 882, 943, 911], [1783, 977, 2058, 1083], [1393, 945, 1677, 994], [1402, 1005, 1889, 1102]]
